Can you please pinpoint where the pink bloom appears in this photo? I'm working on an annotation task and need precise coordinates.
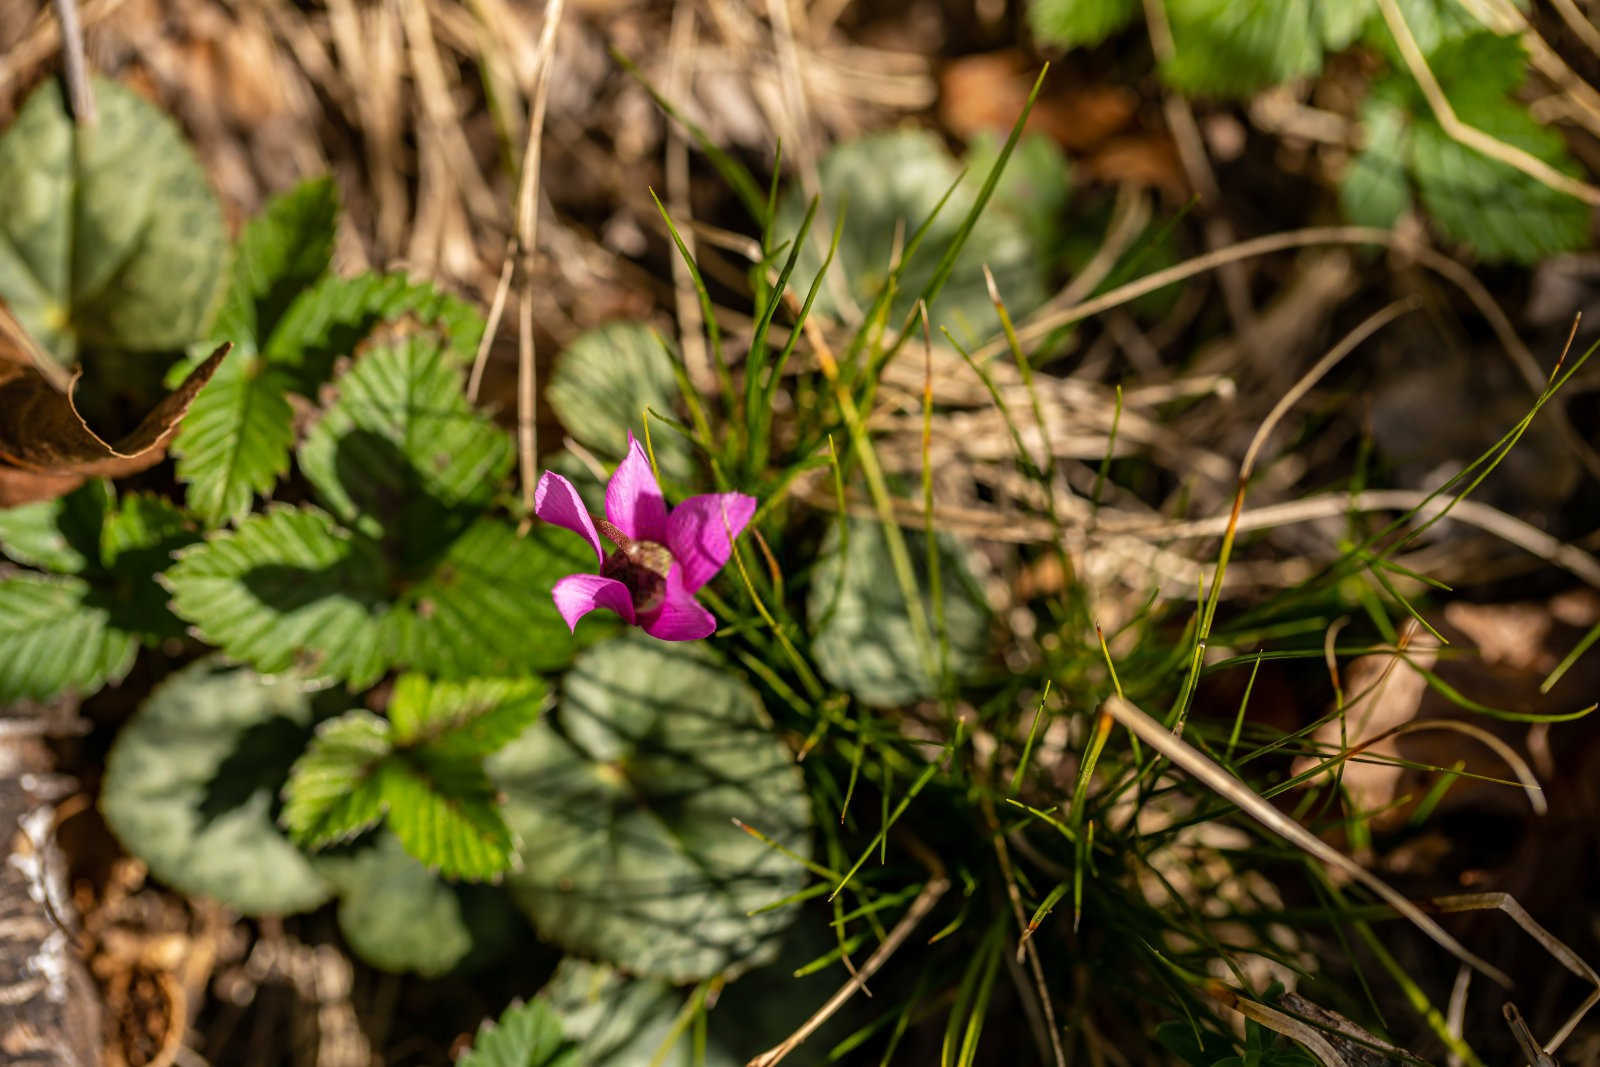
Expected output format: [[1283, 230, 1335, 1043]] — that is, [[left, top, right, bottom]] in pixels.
[[534, 434, 757, 641]]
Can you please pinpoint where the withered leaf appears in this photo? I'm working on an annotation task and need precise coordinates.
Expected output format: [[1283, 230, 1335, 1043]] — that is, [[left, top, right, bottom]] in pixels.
[[0, 343, 231, 506]]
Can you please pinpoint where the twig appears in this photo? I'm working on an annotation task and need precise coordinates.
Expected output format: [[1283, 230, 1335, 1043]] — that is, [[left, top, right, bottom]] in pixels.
[[1099, 694, 1513, 987], [510, 0, 565, 514], [665, 3, 712, 394], [52, 0, 96, 124], [746, 859, 949, 1067], [1375, 0, 1600, 206]]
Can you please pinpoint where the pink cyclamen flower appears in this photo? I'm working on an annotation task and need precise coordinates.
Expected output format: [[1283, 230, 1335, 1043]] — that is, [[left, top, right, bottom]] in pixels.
[[534, 434, 757, 641]]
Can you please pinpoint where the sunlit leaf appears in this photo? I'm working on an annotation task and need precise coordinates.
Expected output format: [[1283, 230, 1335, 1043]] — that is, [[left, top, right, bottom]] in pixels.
[[461, 993, 580, 1067], [490, 635, 812, 982]]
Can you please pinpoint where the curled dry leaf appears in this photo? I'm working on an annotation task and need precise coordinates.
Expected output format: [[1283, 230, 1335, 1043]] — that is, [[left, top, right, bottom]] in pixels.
[[0, 343, 231, 506]]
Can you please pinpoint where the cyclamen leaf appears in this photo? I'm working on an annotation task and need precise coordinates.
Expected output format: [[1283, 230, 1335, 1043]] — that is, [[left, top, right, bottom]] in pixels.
[[1027, 0, 1139, 48], [0, 573, 138, 703], [490, 635, 812, 983], [460, 996, 579, 1067], [281, 711, 391, 848], [0, 77, 227, 370], [547, 323, 694, 486], [99, 657, 334, 916], [296, 337, 513, 541], [318, 832, 522, 977], [809, 518, 991, 707]]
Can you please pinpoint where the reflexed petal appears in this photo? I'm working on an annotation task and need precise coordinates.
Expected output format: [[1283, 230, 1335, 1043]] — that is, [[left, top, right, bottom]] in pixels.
[[666, 492, 758, 592], [534, 472, 603, 563], [604, 434, 669, 543], [552, 573, 636, 631], [640, 571, 716, 641]]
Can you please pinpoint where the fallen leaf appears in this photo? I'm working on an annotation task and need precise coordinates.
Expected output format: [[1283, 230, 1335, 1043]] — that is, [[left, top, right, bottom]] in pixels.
[[1081, 134, 1189, 197], [0, 343, 231, 506], [940, 50, 1137, 151]]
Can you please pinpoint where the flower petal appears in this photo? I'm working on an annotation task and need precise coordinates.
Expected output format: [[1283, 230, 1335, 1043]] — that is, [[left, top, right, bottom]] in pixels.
[[604, 434, 669, 543], [666, 492, 758, 592], [551, 573, 636, 631], [639, 571, 716, 641], [534, 472, 603, 563]]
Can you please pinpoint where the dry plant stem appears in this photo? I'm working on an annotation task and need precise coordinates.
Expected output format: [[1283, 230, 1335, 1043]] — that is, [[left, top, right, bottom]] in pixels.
[[1099, 694, 1513, 987], [511, 0, 565, 513], [52, 0, 95, 122], [1549, 0, 1600, 59], [746, 863, 950, 1067], [1206, 985, 1349, 1067], [1375, 0, 1600, 205], [665, 3, 711, 394]]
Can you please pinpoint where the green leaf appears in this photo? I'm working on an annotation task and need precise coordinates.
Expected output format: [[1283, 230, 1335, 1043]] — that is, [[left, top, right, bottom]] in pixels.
[[1162, 0, 1326, 96], [172, 267, 486, 527], [281, 710, 391, 848], [462, 995, 580, 1067], [172, 357, 297, 526], [165, 507, 588, 688], [264, 271, 485, 392], [490, 635, 813, 983], [207, 177, 339, 365], [1341, 93, 1414, 228], [0, 573, 138, 703], [163, 505, 392, 687], [546, 322, 694, 484], [385, 673, 546, 756], [809, 518, 991, 707], [1407, 34, 1589, 263], [99, 657, 334, 915], [96, 492, 201, 643], [379, 751, 515, 881], [317, 832, 524, 977], [540, 960, 739, 1067], [1027, 0, 1139, 48], [774, 129, 1050, 349], [284, 675, 545, 879], [0, 77, 227, 369], [296, 336, 513, 541], [0, 479, 112, 573]]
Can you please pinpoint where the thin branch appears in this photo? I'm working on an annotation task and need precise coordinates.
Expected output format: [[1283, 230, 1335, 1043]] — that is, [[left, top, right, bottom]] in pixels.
[[52, 0, 96, 123]]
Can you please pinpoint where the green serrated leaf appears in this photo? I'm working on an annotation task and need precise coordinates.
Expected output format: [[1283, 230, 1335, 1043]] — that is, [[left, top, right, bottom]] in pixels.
[[774, 129, 1050, 350], [1341, 93, 1414, 229], [490, 635, 812, 983], [282, 710, 391, 848], [96, 492, 201, 643], [164, 505, 391, 687], [173, 357, 298, 526], [1027, 0, 1139, 48], [0, 573, 138, 703], [541, 960, 739, 1067], [809, 518, 991, 707], [317, 832, 525, 977], [1408, 35, 1588, 263], [165, 506, 587, 688], [380, 750, 515, 881], [546, 322, 695, 485], [207, 176, 339, 362], [0, 77, 227, 369], [296, 336, 513, 541], [100, 657, 334, 915], [385, 674, 546, 756], [0, 479, 112, 573], [265, 271, 486, 392], [463, 994, 581, 1067], [1163, 0, 1326, 96]]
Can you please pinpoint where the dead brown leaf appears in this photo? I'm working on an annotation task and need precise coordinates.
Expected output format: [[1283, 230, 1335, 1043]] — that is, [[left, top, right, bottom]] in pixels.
[[0, 342, 231, 506], [939, 50, 1137, 151]]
